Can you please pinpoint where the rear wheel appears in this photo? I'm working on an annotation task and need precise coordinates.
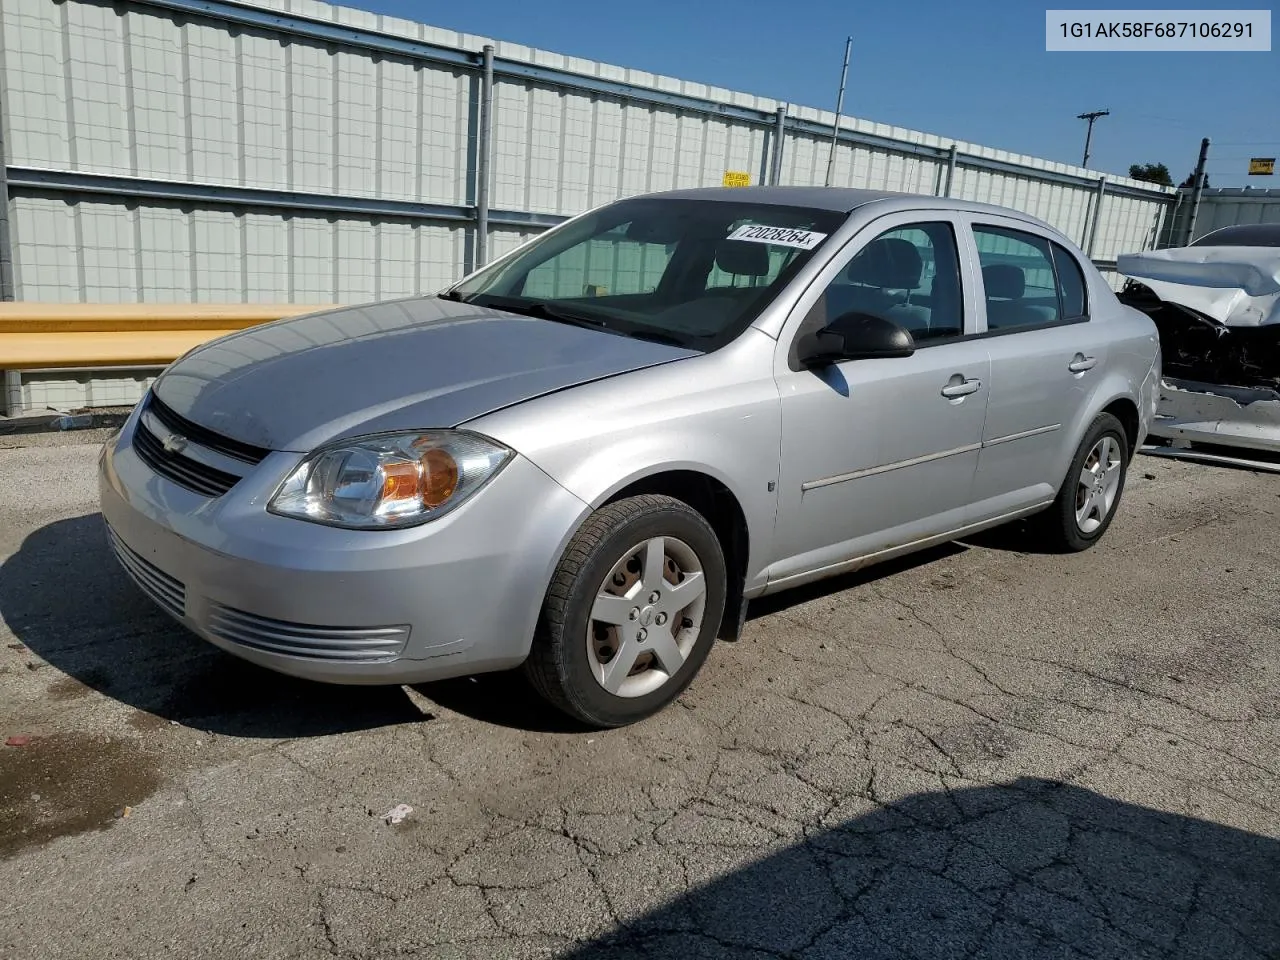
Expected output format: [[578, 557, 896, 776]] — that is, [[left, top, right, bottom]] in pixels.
[[524, 494, 727, 728], [1034, 412, 1130, 552]]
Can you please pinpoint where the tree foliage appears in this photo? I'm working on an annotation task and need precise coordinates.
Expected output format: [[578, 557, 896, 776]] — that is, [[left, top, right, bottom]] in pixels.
[[1128, 162, 1174, 186]]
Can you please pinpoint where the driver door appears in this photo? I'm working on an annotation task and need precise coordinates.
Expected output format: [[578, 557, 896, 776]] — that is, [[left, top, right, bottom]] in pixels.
[[769, 214, 992, 586]]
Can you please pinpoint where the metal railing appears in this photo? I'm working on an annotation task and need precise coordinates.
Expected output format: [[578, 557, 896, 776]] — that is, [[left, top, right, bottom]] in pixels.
[[0, 304, 326, 370]]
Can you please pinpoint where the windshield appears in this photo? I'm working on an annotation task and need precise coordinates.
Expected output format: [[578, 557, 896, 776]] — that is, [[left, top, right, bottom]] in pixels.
[[448, 197, 846, 351], [1191, 224, 1280, 247]]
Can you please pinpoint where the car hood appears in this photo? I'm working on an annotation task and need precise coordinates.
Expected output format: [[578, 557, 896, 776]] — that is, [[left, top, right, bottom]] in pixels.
[[1117, 246, 1280, 327], [151, 297, 699, 452]]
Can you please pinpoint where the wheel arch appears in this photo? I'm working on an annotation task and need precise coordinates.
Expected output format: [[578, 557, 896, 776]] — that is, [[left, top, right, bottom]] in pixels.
[[602, 468, 753, 642], [1064, 371, 1145, 473], [1100, 396, 1141, 459]]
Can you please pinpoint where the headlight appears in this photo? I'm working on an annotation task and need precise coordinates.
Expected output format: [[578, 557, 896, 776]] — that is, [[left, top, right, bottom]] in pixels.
[[268, 430, 513, 529]]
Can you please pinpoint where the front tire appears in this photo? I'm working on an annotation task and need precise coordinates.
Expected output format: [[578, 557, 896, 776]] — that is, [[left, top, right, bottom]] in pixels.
[[1035, 411, 1130, 552], [524, 494, 727, 728]]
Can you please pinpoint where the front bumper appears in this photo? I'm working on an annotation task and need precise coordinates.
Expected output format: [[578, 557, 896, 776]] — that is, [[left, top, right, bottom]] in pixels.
[[1148, 376, 1280, 454], [98, 409, 590, 684]]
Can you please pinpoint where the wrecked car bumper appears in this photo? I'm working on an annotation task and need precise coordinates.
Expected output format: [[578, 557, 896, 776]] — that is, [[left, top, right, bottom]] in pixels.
[[1149, 376, 1280, 453]]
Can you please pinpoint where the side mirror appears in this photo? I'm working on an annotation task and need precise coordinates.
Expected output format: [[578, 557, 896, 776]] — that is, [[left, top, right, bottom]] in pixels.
[[795, 312, 916, 367]]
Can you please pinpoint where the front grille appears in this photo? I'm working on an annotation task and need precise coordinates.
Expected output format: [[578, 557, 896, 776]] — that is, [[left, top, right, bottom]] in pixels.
[[206, 604, 410, 663], [133, 420, 242, 497], [106, 524, 187, 620], [147, 395, 270, 465]]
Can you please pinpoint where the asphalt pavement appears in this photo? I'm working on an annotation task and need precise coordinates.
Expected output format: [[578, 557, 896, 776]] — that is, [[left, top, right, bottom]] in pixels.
[[0, 433, 1277, 959]]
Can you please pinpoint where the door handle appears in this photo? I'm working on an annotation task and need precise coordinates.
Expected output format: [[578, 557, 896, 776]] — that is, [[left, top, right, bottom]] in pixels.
[[1068, 354, 1098, 373], [940, 377, 982, 399]]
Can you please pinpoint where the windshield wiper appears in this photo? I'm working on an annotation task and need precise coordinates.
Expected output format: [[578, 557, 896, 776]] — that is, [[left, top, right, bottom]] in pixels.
[[473, 295, 610, 331]]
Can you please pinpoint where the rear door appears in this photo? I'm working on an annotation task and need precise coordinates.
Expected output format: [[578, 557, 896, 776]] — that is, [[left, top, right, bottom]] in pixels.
[[960, 217, 1101, 516]]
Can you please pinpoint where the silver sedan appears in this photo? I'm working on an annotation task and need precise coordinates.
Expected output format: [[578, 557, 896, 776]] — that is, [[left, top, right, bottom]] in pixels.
[[100, 187, 1161, 726]]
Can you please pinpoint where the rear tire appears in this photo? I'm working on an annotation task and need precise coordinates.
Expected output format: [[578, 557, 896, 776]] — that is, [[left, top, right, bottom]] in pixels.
[[1034, 412, 1130, 552], [524, 494, 727, 728]]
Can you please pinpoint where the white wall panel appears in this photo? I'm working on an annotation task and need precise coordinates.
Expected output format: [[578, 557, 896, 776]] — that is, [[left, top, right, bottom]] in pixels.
[[419, 66, 470, 206], [10, 196, 79, 301], [288, 43, 335, 193], [128, 11, 186, 179], [419, 224, 471, 292], [193, 209, 243, 300], [379, 222, 418, 298], [291, 215, 335, 300], [336, 221, 376, 302], [377, 60, 422, 202], [2, 0, 72, 167], [243, 214, 291, 302], [64, 1, 130, 174], [335, 51, 378, 197], [187, 23, 239, 183], [617, 105, 654, 200], [79, 201, 139, 302], [138, 206, 191, 301], [240, 31, 289, 189], [7, 195, 473, 304]]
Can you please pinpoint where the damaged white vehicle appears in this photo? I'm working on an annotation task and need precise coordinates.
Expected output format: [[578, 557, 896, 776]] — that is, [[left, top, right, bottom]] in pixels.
[[1118, 224, 1280, 458]]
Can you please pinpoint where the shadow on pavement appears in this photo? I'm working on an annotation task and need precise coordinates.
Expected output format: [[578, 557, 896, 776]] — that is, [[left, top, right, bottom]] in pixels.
[[414, 670, 589, 734], [565, 778, 1280, 960], [0, 514, 427, 738], [958, 516, 1062, 555], [0, 509, 1071, 737]]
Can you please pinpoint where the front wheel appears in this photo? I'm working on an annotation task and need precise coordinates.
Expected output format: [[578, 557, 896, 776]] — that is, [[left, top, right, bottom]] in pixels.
[[524, 494, 727, 728], [1034, 412, 1130, 552]]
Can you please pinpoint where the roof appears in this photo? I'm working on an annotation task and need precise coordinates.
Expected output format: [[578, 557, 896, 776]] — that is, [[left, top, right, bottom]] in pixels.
[[639, 185, 1073, 244], [644, 186, 907, 212]]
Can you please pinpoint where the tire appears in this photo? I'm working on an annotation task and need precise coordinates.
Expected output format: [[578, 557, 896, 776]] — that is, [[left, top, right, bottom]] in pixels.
[[524, 494, 727, 728], [1034, 412, 1130, 552]]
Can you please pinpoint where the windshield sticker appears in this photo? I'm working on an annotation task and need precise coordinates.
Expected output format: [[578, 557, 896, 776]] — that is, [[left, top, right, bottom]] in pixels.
[[727, 224, 828, 250]]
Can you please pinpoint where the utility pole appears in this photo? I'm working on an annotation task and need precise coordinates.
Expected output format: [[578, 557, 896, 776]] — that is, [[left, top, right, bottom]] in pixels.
[[1077, 109, 1109, 168], [824, 36, 853, 188], [1185, 137, 1211, 245]]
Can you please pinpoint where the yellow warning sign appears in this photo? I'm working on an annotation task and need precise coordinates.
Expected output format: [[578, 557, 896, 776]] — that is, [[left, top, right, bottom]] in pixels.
[[722, 170, 751, 188], [1249, 158, 1275, 176]]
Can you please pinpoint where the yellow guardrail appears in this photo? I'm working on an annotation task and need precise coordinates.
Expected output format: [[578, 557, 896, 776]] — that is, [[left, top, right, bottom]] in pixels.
[[0, 304, 334, 369]]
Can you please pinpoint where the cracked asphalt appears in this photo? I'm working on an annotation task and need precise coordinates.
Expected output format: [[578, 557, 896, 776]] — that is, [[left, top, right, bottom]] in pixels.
[[0, 433, 1278, 959]]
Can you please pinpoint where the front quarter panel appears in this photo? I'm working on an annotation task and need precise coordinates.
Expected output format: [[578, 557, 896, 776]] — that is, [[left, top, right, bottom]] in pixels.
[[463, 330, 782, 592]]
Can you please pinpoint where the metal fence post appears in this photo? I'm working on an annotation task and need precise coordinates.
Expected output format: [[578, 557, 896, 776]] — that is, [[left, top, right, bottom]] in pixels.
[[1085, 176, 1106, 256], [474, 44, 494, 269], [1185, 137, 1210, 245], [0, 61, 15, 301], [944, 144, 958, 198], [769, 104, 788, 186]]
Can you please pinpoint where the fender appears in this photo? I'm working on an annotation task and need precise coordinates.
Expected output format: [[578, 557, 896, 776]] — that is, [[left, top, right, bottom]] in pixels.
[[1063, 365, 1147, 478], [464, 333, 784, 591]]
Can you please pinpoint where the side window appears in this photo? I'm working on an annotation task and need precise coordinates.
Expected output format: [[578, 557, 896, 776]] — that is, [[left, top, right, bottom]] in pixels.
[[815, 221, 964, 344], [1052, 242, 1088, 319], [973, 225, 1086, 331], [522, 225, 674, 299]]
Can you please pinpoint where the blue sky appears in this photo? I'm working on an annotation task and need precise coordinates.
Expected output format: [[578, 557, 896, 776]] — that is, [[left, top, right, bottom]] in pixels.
[[352, 0, 1276, 187]]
